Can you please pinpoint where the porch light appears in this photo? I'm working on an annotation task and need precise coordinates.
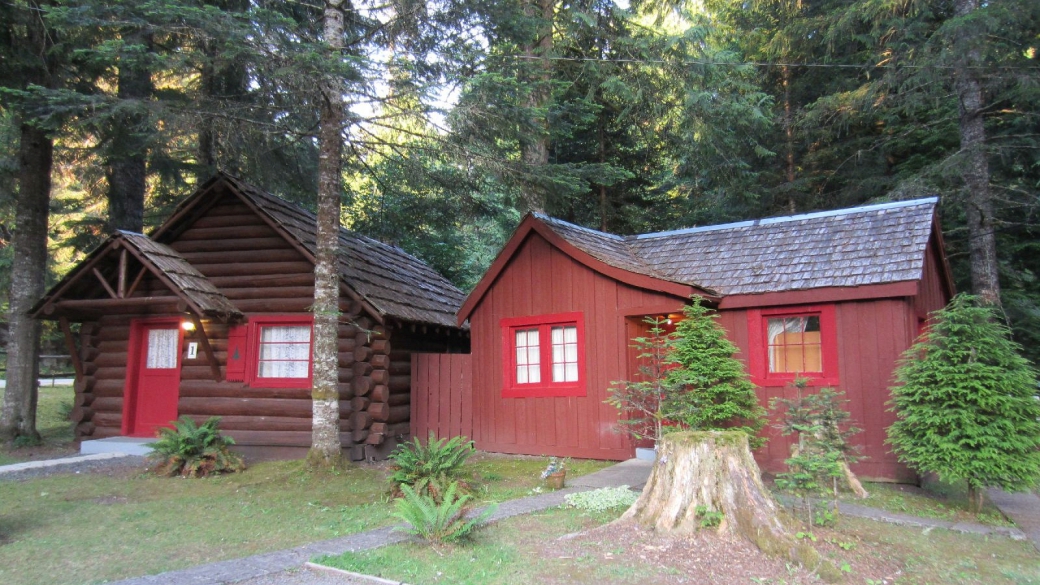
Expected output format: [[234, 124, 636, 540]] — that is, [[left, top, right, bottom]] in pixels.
[[181, 320, 196, 332]]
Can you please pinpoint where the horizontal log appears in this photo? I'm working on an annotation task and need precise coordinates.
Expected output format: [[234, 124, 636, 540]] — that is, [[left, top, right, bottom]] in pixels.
[[95, 366, 129, 381], [94, 353, 130, 369], [368, 404, 410, 424], [354, 345, 373, 363], [196, 202, 251, 217], [352, 428, 369, 443], [190, 260, 313, 277], [351, 397, 370, 412], [179, 397, 312, 418], [369, 354, 389, 370], [93, 380, 126, 398], [97, 323, 132, 343], [338, 368, 355, 383], [388, 393, 410, 407], [370, 385, 389, 403], [82, 346, 102, 362], [177, 224, 278, 241], [338, 354, 356, 369], [338, 338, 357, 353], [370, 339, 391, 354], [365, 432, 384, 446], [74, 377, 95, 395], [93, 426, 122, 439], [93, 412, 123, 428], [389, 375, 410, 392], [350, 411, 371, 432], [339, 324, 360, 337], [74, 393, 95, 408], [223, 430, 353, 448], [232, 298, 313, 313], [388, 350, 410, 362], [207, 273, 314, 289], [179, 380, 308, 399], [180, 365, 228, 381], [171, 236, 288, 254], [83, 362, 98, 377], [92, 397, 123, 413], [222, 286, 315, 301], [188, 213, 267, 230], [180, 415, 314, 432], [75, 421, 95, 436], [70, 406, 92, 423], [371, 370, 389, 385], [352, 376, 372, 397], [388, 361, 410, 375], [185, 249, 307, 267], [353, 362, 373, 377]]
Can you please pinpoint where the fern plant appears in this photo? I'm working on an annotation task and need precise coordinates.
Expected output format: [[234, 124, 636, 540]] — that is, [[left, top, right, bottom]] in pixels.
[[393, 481, 496, 544], [387, 433, 475, 501], [149, 416, 245, 478]]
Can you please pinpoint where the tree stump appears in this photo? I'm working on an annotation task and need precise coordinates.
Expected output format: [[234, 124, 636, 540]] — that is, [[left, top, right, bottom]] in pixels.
[[622, 431, 843, 582]]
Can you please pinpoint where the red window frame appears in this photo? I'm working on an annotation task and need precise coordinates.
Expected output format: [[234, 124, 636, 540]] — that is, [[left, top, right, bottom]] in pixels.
[[245, 315, 314, 388], [500, 312, 586, 398], [747, 305, 839, 387]]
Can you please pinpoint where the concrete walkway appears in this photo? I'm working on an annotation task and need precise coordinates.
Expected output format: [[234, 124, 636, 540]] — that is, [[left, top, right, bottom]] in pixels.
[[989, 488, 1040, 552]]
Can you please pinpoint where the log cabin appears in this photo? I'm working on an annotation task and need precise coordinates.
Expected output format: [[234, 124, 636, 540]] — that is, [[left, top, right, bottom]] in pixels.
[[420, 198, 952, 482], [32, 173, 469, 460]]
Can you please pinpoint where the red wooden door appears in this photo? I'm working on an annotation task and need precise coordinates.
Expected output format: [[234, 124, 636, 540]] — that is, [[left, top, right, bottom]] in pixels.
[[124, 319, 182, 437]]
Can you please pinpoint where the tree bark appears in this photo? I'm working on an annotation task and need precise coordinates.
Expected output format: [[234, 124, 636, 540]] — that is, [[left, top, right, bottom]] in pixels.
[[954, 0, 1000, 305], [0, 123, 52, 442], [308, 0, 346, 467], [519, 0, 554, 212], [622, 431, 842, 582], [105, 29, 153, 233]]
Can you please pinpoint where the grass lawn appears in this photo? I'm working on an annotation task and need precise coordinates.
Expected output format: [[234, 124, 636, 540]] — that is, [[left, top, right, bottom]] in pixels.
[[0, 450, 610, 585], [0, 385, 76, 466], [319, 503, 1040, 585]]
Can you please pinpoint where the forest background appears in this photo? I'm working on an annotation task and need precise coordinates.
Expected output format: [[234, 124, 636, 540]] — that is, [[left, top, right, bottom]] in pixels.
[[2, 0, 1038, 363]]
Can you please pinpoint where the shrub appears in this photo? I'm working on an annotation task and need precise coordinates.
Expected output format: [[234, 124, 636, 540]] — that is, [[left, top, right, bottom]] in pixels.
[[388, 433, 475, 500], [149, 416, 245, 478], [888, 294, 1040, 513], [564, 486, 639, 512], [393, 481, 496, 544], [665, 299, 767, 448], [606, 316, 680, 444]]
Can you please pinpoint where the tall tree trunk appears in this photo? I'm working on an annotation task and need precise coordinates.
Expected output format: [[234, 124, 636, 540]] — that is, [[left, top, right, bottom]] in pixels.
[[520, 0, 554, 212], [105, 29, 153, 233], [781, 65, 796, 213], [0, 123, 52, 442], [308, 0, 346, 467], [954, 0, 1000, 304]]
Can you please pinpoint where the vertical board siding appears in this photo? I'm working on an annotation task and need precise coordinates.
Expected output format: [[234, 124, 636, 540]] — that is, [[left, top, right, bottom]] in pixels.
[[410, 353, 473, 440], [468, 233, 684, 460], [914, 238, 951, 321]]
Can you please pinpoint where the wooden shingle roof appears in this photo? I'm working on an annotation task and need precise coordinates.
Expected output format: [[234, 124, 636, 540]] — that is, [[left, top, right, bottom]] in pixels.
[[33, 231, 241, 320], [217, 174, 466, 328], [537, 198, 940, 297]]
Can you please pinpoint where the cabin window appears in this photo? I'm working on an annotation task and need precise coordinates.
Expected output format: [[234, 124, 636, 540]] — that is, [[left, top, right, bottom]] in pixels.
[[501, 312, 585, 397], [246, 315, 314, 388], [748, 305, 838, 386]]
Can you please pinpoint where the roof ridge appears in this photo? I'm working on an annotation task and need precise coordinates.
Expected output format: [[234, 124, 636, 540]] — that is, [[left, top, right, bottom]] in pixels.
[[633, 197, 939, 240]]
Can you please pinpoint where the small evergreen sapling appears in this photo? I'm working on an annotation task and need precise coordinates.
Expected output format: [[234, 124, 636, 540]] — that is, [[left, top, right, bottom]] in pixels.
[[664, 299, 767, 448], [887, 294, 1040, 514], [606, 316, 678, 444]]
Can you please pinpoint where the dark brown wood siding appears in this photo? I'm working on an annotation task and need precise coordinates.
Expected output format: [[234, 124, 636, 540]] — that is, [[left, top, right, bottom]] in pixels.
[[468, 232, 684, 460]]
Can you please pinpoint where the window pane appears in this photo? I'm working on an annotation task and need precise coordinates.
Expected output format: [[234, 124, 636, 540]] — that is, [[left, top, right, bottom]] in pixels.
[[257, 325, 311, 379], [527, 346, 540, 365], [527, 365, 540, 383], [517, 366, 528, 384], [552, 363, 564, 382], [146, 329, 178, 369], [565, 363, 578, 382], [551, 327, 563, 344], [767, 316, 823, 374], [564, 327, 577, 343], [550, 325, 579, 383]]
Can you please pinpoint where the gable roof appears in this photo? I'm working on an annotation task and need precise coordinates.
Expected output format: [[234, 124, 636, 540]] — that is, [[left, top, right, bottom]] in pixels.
[[155, 173, 466, 329], [33, 231, 241, 320], [459, 198, 946, 321]]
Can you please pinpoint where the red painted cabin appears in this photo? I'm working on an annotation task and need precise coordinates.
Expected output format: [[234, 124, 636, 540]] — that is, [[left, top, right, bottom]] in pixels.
[[33, 173, 469, 460], [448, 199, 952, 482]]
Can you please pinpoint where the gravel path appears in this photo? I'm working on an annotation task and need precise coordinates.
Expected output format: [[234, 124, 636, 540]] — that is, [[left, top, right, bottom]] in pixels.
[[234, 565, 388, 585]]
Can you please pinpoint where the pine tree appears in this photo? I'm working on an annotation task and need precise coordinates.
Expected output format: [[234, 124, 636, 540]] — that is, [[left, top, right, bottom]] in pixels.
[[665, 299, 767, 448], [606, 317, 679, 444], [888, 294, 1040, 514]]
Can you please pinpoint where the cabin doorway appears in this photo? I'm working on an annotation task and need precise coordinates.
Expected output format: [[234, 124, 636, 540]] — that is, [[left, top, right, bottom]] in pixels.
[[123, 318, 182, 437]]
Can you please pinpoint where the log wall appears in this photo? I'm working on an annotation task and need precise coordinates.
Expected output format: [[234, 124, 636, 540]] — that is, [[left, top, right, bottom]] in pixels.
[[70, 187, 420, 460]]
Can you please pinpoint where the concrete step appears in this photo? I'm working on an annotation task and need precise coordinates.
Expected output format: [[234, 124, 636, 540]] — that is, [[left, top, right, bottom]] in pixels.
[[80, 436, 157, 456]]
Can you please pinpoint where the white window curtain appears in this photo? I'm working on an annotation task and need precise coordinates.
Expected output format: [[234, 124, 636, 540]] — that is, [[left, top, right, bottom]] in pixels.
[[258, 325, 311, 378], [515, 329, 540, 384], [551, 326, 578, 382], [146, 329, 178, 369]]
